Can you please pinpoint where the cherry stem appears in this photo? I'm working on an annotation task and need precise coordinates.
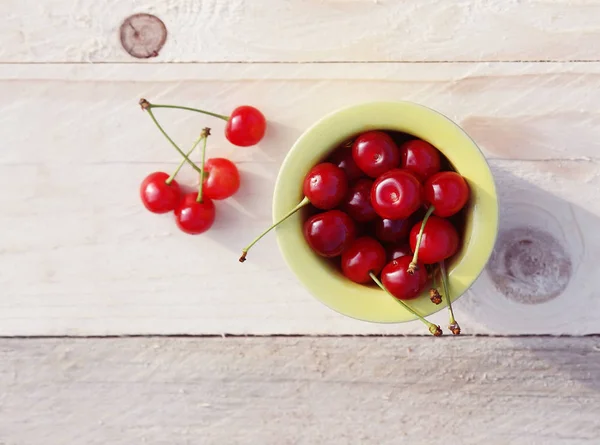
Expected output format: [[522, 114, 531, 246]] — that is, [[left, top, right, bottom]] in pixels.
[[166, 136, 204, 185], [239, 196, 311, 262], [439, 260, 460, 335], [142, 106, 203, 176], [408, 205, 436, 274], [196, 128, 211, 203], [369, 272, 442, 336], [145, 101, 229, 122]]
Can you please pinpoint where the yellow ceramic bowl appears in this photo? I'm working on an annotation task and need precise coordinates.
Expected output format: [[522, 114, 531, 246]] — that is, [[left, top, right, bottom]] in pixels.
[[273, 101, 498, 323]]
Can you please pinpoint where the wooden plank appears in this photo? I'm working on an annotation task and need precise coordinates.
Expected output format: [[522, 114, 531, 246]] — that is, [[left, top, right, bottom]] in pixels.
[[1, 62, 600, 336], [2, 0, 600, 63], [1, 337, 599, 444]]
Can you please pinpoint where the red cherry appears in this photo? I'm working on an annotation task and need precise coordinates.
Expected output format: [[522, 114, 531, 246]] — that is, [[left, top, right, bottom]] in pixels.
[[409, 216, 459, 264], [341, 237, 386, 284], [381, 256, 428, 300], [374, 217, 412, 243], [424, 171, 470, 218], [225, 105, 266, 147], [140, 172, 181, 214], [386, 243, 412, 262], [352, 131, 400, 178], [342, 178, 377, 223], [174, 193, 216, 235], [400, 140, 441, 181], [303, 163, 348, 210], [203, 158, 241, 200], [371, 169, 422, 220], [304, 210, 356, 257], [328, 145, 363, 181]]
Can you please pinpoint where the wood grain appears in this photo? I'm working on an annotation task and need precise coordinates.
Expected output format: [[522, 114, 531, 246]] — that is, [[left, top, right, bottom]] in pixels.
[[1, 337, 599, 444], [2, 0, 600, 63], [1, 63, 600, 336]]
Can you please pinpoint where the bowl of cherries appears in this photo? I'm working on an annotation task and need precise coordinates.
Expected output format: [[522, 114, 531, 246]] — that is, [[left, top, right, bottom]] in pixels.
[[240, 101, 498, 336]]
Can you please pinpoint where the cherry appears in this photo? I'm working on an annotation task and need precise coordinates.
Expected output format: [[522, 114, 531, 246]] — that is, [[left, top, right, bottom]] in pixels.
[[369, 258, 442, 335], [328, 143, 364, 181], [409, 212, 459, 265], [386, 243, 412, 262], [140, 99, 266, 148], [374, 217, 412, 243], [341, 237, 386, 284], [341, 178, 377, 223], [203, 158, 241, 200], [424, 171, 470, 218], [400, 140, 441, 181], [139, 132, 206, 214], [381, 256, 428, 300], [371, 169, 422, 220], [174, 193, 216, 234], [225, 106, 267, 147], [240, 163, 348, 261], [304, 210, 356, 257], [352, 131, 400, 178], [140, 172, 181, 213], [303, 163, 348, 209]]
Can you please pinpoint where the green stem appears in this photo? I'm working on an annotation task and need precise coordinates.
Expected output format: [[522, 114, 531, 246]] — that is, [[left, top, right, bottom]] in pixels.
[[239, 197, 311, 262], [439, 260, 460, 335], [144, 108, 203, 175], [166, 136, 204, 185], [196, 134, 209, 203], [408, 205, 436, 273], [369, 272, 442, 336], [149, 103, 229, 121]]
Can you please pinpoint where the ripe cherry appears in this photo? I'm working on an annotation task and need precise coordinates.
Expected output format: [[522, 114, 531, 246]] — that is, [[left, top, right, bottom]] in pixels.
[[374, 217, 412, 243], [386, 243, 412, 262], [240, 163, 348, 261], [303, 163, 348, 209], [328, 143, 364, 181], [342, 179, 377, 223], [225, 106, 267, 147], [139, 133, 207, 214], [140, 99, 266, 147], [140, 172, 181, 214], [371, 169, 422, 220], [409, 212, 459, 265], [352, 131, 400, 178], [369, 259, 442, 336], [341, 237, 386, 284], [400, 140, 441, 181], [424, 171, 470, 218], [381, 256, 428, 300], [304, 210, 356, 257], [174, 193, 216, 234], [203, 158, 241, 200]]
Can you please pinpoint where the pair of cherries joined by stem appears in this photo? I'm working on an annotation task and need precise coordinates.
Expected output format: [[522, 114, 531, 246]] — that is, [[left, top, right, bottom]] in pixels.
[[240, 130, 470, 335], [138, 97, 263, 234]]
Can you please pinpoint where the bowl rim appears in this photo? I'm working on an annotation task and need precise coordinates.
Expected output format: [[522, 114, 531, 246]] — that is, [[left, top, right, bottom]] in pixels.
[[272, 101, 499, 324]]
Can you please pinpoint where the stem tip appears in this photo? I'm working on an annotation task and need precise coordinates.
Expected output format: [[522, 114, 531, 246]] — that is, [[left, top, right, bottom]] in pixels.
[[201, 127, 211, 137], [139, 98, 150, 110], [429, 289, 442, 305], [449, 322, 461, 335], [429, 325, 443, 336], [239, 252, 248, 263], [407, 262, 418, 275]]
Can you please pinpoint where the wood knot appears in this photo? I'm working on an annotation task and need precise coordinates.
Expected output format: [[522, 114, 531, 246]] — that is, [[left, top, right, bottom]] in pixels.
[[120, 13, 167, 59], [487, 227, 572, 304]]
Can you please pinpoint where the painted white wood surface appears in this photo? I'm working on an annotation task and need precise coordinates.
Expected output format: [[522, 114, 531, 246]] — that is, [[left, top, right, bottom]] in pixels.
[[2, 337, 599, 444], [2, 63, 599, 336], [3, 0, 600, 63]]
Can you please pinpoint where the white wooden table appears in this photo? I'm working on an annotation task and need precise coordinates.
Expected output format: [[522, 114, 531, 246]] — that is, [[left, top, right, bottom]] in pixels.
[[2, 1, 600, 443]]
